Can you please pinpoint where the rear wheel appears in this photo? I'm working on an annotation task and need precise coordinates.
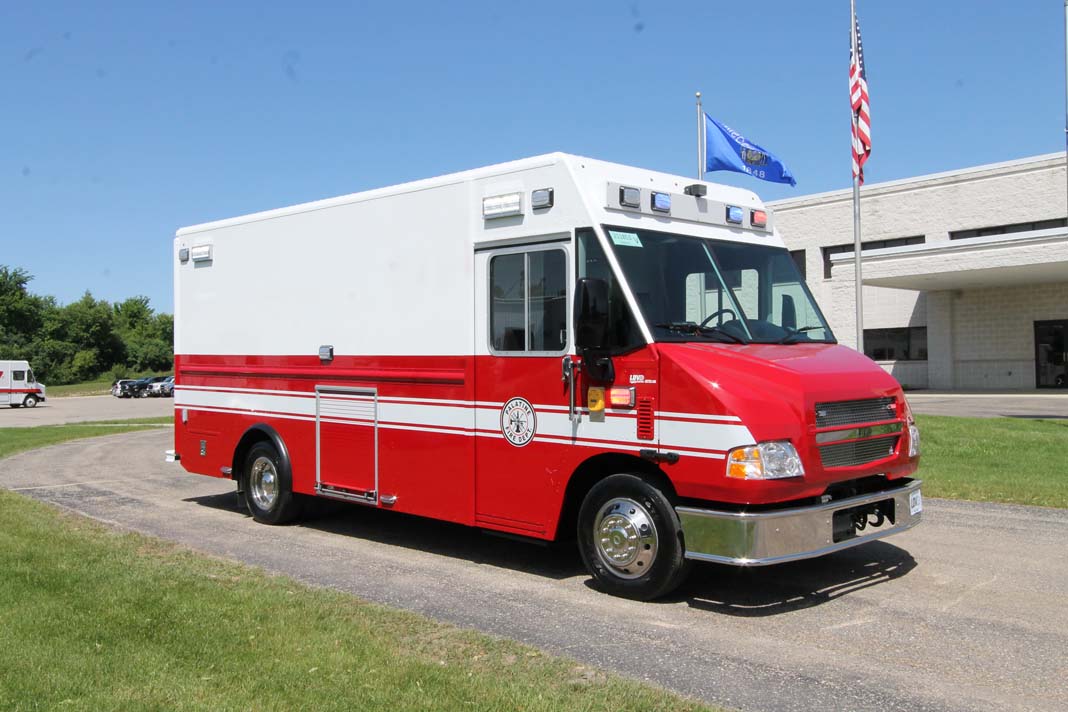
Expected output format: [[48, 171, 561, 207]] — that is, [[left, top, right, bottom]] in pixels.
[[241, 441, 303, 524], [23, 395, 38, 408], [577, 474, 690, 601]]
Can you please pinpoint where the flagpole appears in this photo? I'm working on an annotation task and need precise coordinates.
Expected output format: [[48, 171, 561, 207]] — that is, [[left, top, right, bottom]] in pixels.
[[696, 92, 705, 180], [851, 0, 865, 354]]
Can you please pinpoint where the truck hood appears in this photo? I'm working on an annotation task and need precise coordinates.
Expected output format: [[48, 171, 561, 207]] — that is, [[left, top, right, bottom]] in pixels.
[[657, 342, 902, 442]]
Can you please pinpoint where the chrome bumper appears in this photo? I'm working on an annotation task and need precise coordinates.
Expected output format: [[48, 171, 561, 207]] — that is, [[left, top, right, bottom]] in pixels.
[[677, 480, 923, 567]]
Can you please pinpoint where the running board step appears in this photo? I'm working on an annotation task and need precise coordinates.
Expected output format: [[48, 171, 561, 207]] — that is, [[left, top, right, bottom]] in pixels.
[[316, 484, 377, 504]]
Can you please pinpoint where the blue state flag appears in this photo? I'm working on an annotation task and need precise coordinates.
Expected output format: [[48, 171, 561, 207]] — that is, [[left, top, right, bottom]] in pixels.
[[705, 114, 796, 187]]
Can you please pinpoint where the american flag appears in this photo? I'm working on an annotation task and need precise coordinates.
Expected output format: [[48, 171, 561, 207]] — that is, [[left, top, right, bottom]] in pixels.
[[850, 14, 871, 184]]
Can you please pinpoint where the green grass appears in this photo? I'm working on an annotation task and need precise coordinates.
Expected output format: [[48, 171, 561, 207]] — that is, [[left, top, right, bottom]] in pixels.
[[0, 426, 712, 712], [916, 415, 1068, 508], [0, 422, 164, 460]]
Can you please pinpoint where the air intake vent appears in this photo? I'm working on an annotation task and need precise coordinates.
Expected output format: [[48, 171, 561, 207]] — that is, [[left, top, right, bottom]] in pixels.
[[815, 397, 895, 428], [820, 435, 899, 468], [636, 397, 655, 441]]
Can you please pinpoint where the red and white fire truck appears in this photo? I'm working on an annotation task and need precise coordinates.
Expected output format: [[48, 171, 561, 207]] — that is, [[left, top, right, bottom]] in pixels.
[[172, 153, 922, 600]]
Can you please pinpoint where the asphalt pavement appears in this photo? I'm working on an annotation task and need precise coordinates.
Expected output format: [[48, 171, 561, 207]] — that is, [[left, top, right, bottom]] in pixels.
[[0, 394, 173, 428], [1, 429, 1065, 712]]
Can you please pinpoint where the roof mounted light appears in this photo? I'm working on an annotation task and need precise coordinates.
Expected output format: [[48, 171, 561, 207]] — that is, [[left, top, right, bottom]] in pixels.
[[750, 209, 768, 228], [725, 206, 743, 224], [531, 188, 554, 210], [651, 192, 671, 213], [619, 186, 641, 208], [482, 192, 523, 219]]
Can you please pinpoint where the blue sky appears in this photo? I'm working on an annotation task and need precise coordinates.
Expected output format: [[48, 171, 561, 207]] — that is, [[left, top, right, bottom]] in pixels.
[[3, 1, 1065, 313]]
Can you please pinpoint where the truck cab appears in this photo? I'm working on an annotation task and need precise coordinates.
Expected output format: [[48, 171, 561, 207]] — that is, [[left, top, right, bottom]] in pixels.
[[1, 360, 46, 408]]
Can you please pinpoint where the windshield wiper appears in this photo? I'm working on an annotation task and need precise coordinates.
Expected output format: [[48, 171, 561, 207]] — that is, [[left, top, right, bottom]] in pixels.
[[777, 325, 824, 344], [655, 322, 747, 344]]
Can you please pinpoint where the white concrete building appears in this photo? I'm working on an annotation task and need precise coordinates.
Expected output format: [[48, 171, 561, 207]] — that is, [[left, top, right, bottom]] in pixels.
[[770, 153, 1068, 390]]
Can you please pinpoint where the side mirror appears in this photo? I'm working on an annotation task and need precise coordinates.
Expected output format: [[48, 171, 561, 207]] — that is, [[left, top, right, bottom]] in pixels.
[[574, 277, 610, 350], [583, 352, 615, 383]]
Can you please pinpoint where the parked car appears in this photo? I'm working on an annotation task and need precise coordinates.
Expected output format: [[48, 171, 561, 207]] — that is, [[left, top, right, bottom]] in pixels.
[[112, 379, 136, 397], [146, 376, 174, 397], [118, 376, 166, 398]]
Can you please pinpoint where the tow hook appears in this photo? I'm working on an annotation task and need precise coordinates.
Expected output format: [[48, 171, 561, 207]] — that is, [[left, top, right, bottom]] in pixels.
[[832, 499, 895, 542]]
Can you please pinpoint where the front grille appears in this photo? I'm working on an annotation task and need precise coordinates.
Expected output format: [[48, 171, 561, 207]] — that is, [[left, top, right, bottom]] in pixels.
[[815, 397, 895, 428], [819, 435, 899, 468]]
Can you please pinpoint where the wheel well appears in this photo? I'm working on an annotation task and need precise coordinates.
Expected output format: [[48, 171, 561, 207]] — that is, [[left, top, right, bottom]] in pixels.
[[554, 453, 676, 542], [232, 425, 290, 487]]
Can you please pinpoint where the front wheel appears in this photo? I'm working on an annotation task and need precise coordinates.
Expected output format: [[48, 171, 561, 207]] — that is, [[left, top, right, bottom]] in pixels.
[[577, 474, 690, 601], [23, 395, 38, 408], [241, 441, 303, 525]]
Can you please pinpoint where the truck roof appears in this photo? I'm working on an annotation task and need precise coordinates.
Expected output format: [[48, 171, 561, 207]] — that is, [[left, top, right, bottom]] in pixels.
[[175, 153, 766, 237]]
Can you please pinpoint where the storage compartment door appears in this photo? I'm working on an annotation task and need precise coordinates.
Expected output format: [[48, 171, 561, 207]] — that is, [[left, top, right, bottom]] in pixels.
[[316, 386, 378, 503]]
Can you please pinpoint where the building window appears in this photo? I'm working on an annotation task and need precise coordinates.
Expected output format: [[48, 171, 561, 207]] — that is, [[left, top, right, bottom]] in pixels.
[[864, 327, 927, 361], [821, 236, 925, 279], [790, 249, 806, 280], [949, 218, 1067, 240]]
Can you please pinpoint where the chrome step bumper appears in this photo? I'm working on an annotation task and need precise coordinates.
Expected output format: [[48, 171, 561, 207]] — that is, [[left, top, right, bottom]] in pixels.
[[677, 480, 923, 567]]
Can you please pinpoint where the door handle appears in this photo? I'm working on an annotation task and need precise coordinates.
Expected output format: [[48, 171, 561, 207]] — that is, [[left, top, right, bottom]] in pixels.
[[562, 355, 580, 423]]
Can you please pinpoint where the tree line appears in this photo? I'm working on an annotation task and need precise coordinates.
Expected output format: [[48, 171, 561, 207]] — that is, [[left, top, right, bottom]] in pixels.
[[0, 265, 173, 385]]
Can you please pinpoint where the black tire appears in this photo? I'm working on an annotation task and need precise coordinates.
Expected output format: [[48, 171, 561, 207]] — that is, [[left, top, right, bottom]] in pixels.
[[577, 474, 690, 601], [240, 441, 303, 525], [23, 395, 38, 408]]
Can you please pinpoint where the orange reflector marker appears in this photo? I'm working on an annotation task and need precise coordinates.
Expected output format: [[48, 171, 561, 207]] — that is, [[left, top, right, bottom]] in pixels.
[[727, 446, 763, 479], [587, 387, 606, 412], [608, 386, 635, 408], [750, 209, 767, 228]]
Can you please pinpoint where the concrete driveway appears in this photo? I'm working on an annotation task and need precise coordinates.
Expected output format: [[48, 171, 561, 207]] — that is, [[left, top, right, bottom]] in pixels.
[[1, 429, 1064, 712], [0, 394, 172, 428], [906, 391, 1068, 419]]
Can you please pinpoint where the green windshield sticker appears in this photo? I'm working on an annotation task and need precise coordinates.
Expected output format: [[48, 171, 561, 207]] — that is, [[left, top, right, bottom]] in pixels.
[[609, 230, 643, 248]]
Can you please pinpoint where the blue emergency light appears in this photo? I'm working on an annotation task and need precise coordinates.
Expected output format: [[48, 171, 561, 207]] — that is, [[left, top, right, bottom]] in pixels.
[[726, 206, 744, 224], [651, 192, 671, 213]]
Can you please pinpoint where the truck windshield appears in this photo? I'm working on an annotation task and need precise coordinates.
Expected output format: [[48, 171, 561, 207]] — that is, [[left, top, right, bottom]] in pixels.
[[603, 225, 835, 344]]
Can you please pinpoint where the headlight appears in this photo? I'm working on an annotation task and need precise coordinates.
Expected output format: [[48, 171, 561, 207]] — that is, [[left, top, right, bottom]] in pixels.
[[727, 441, 805, 480], [904, 396, 921, 458]]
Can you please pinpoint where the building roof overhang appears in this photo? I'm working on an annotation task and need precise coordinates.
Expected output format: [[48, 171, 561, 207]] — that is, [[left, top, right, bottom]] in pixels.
[[830, 227, 1068, 291]]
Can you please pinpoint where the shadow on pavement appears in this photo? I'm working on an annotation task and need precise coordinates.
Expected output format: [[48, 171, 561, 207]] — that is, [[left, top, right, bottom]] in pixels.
[[185, 491, 916, 611], [675, 541, 916, 616]]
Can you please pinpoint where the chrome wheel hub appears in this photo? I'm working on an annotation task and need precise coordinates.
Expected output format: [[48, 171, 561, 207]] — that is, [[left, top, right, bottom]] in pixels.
[[249, 456, 278, 511], [594, 497, 658, 579]]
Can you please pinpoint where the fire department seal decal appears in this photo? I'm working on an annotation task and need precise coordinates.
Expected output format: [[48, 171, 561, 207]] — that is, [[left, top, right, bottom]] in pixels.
[[501, 397, 536, 447]]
